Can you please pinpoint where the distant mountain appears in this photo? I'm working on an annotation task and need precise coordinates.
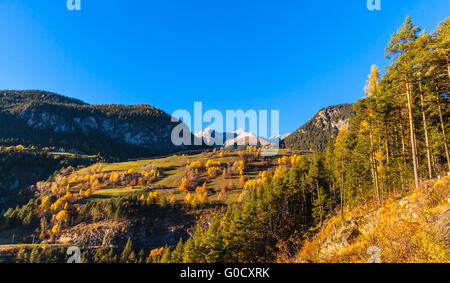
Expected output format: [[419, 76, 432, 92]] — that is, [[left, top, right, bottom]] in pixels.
[[0, 90, 201, 159], [283, 104, 354, 151], [194, 128, 280, 147], [267, 133, 291, 144], [224, 129, 272, 147], [193, 127, 218, 146]]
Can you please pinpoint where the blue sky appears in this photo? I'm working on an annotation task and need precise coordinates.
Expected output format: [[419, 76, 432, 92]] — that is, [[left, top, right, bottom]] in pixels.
[[0, 0, 449, 135]]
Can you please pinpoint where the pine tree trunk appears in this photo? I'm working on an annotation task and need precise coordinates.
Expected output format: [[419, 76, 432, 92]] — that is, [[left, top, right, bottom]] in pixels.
[[398, 110, 408, 167], [385, 126, 390, 163], [316, 181, 323, 226], [330, 183, 335, 206], [394, 124, 405, 192], [419, 80, 433, 179], [436, 87, 450, 172], [302, 189, 308, 225], [340, 161, 344, 220], [369, 130, 381, 203], [379, 145, 384, 190], [447, 61, 450, 83], [405, 79, 420, 188]]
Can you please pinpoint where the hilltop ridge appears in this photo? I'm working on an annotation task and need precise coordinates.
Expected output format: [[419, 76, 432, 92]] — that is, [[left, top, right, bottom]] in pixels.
[[0, 90, 199, 159]]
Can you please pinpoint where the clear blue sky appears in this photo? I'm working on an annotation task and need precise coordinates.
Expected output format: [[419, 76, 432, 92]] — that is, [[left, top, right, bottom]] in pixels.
[[0, 0, 449, 135]]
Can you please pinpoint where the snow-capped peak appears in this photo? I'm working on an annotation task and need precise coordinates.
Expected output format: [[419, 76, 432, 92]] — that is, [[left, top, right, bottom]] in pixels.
[[194, 128, 290, 147], [268, 133, 291, 141]]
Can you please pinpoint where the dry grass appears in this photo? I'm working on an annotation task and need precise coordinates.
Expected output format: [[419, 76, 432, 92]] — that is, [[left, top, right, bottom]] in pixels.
[[296, 176, 450, 263]]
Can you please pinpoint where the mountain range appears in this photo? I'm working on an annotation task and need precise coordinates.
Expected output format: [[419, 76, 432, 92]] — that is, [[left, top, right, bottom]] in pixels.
[[193, 128, 285, 147], [0, 91, 354, 157], [193, 104, 353, 151], [0, 90, 202, 159]]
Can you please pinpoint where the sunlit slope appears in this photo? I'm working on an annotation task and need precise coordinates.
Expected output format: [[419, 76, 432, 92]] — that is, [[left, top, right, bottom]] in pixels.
[[67, 148, 300, 205], [297, 177, 450, 263]]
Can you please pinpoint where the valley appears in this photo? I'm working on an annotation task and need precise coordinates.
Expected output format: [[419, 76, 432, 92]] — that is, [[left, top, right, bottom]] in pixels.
[[0, 14, 448, 264], [0, 145, 309, 262]]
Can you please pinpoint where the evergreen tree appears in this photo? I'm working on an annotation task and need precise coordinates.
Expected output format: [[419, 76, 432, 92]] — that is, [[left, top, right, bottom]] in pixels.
[[120, 237, 133, 263]]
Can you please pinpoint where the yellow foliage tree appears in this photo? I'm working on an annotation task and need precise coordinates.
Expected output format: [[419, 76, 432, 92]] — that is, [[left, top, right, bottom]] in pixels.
[[185, 192, 192, 205], [61, 176, 68, 187], [178, 177, 188, 192], [217, 188, 227, 202], [109, 172, 119, 183], [52, 224, 59, 234], [50, 198, 66, 213], [55, 210, 69, 222], [195, 183, 208, 203], [91, 179, 100, 190], [63, 192, 73, 202], [146, 192, 159, 205], [239, 175, 245, 187], [238, 190, 247, 203], [227, 181, 234, 191], [149, 247, 164, 258]]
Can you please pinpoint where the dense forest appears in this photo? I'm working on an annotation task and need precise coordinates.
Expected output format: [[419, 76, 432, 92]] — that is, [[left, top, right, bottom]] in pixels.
[[0, 148, 95, 213]]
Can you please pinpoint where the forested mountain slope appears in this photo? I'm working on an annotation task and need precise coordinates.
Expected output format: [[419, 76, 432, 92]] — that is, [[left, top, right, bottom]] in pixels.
[[283, 104, 354, 151], [0, 149, 94, 213], [0, 90, 197, 159]]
